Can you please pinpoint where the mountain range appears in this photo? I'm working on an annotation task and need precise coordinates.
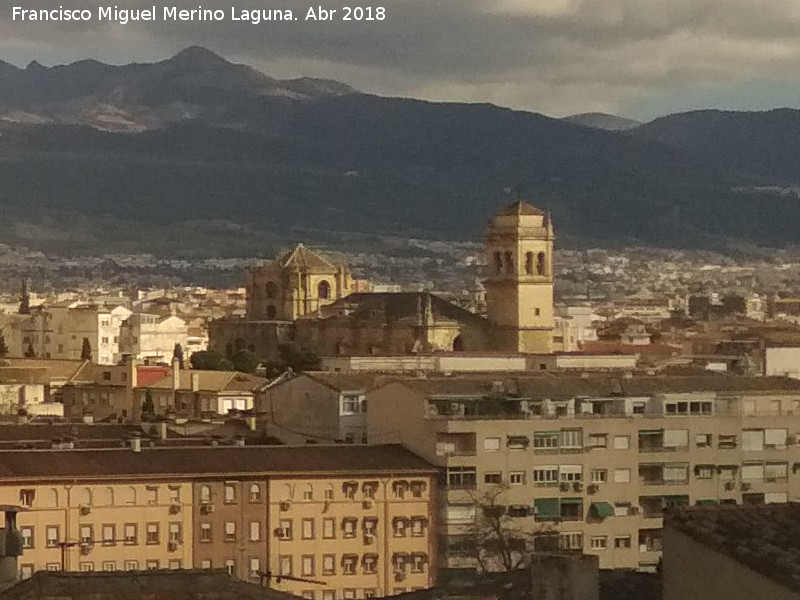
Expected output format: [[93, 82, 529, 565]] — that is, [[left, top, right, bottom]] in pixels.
[[1, 46, 799, 257]]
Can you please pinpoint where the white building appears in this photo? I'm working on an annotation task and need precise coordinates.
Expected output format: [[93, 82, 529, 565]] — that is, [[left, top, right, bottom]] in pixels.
[[119, 313, 188, 364]]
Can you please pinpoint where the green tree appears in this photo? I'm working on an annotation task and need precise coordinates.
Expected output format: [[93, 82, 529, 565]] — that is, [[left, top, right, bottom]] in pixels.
[[264, 342, 321, 376], [190, 350, 234, 371], [18, 278, 30, 316], [232, 349, 259, 374], [0, 332, 9, 357], [80, 337, 92, 361], [172, 343, 185, 369], [141, 389, 155, 417]]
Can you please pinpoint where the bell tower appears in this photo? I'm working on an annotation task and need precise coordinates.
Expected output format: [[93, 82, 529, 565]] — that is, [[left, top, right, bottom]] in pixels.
[[484, 200, 554, 354]]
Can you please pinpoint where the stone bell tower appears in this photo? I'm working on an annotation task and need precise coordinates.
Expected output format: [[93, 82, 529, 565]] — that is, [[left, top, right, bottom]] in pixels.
[[484, 200, 554, 354]]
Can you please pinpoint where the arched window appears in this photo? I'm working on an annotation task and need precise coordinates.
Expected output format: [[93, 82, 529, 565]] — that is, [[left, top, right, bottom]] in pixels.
[[303, 484, 314, 500], [80, 488, 92, 506], [282, 484, 294, 501], [266, 305, 277, 319], [318, 280, 331, 300], [504, 251, 514, 274], [48, 488, 59, 508], [493, 251, 503, 274], [249, 483, 261, 503], [126, 486, 136, 505], [103, 487, 114, 506], [200, 485, 211, 504], [265, 281, 276, 299], [525, 252, 534, 275], [537, 252, 546, 275], [453, 335, 465, 352]]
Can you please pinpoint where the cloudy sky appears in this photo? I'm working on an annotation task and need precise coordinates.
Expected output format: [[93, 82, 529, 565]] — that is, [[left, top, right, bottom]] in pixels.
[[3, 0, 800, 121]]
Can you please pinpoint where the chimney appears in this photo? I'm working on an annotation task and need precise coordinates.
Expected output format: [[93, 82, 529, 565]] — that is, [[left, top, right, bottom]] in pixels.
[[130, 433, 142, 453], [191, 373, 200, 393], [172, 359, 181, 390]]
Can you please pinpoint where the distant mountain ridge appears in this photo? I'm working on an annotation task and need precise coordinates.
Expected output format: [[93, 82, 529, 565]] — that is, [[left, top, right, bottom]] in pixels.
[[563, 112, 642, 131], [0, 46, 357, 132], [1, 47, 800, 256]]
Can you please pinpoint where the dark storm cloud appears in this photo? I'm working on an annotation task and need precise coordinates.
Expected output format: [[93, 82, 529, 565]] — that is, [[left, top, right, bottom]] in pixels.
[[3, 0, 800, 118]]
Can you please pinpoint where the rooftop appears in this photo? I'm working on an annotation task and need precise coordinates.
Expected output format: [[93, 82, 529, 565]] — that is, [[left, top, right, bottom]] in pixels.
[[666, 503, 800, 594], [1, 568, 297, 599], [0, 443, 435, 481], [496, 200, 546, 217]]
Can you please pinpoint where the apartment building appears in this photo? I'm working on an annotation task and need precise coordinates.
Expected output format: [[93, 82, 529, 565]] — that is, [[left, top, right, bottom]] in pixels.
[[258, 373, 386, 445], [0, 444, 437, 598], [118, 313, 188, 363], [365, 373, 800, 571]]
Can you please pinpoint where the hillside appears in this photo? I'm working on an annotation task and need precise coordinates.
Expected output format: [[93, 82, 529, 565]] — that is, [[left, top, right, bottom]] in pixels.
[[1, 49, 799, 256]]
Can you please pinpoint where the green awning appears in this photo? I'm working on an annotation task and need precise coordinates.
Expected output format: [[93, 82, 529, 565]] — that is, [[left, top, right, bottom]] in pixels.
[[696, 499, 719, 506], [533, 498, 560, 519], [664, 495, 689, 506], [590, 502, 615, 518]]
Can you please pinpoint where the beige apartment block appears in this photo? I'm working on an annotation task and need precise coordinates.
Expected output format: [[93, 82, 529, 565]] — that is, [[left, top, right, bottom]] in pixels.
[[0, 444, 436, 599], [366, 373, 800, 571], [118, 313, 188, 363]]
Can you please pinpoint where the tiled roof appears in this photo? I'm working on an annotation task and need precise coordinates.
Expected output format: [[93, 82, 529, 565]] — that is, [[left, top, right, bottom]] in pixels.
[[0, 444, 435, 481], [279, 243, 336, 269], [144, 370, 267, 392], [301, 372, 389, 392], [495, 200, 546, 216], [2, 568, 297, 599], [0, 359, 86, 382], [318, 292, 487, 326], [383, 373, 800, 399], [666, 504, 800, 594], [0, 424, 140, 442]]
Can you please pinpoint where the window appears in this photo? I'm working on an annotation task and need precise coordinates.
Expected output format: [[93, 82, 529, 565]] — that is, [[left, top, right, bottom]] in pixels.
[[591, 536, 608, 550], [509, 472, 525, 485], [695, 433, 712, 448], [224, 483, 236, 504], [169, 523, 181, 544], [146, 523, 159, 545], [393, 518, 408, 537], [614, 536, 632, 549], [302, 519, 315, 539], [363, 554, 378, 574], [19, 489, 35, 507], [559, 465, 583, 482], [363, 517, 378, 538], [102, 561, 116, 572], [446, 466, 477, 489], [303, 485, 314, 500], [278, 519, 292, 540], [45, 563, 60, 572], [302, 555, 315, 576], [343, 591, 357, 600], [533, 432, 559, 449], [484, 437, 501, 451], [322, 554, 336, 575], [765, 462, 788, 482], [695, 465, 714, 479], [146, 486, 158, 506], [249, 483, 262, 502], [719, 435, 737, 449], [167, 486, 180, 504], [200, 523, 212, 542], [342, 518, 357, 539], [614, 469, 631, 483], [663, 429, 689, 449], [322, 518, 335, 539], [533, 466, 559, 485], [484, 472, 502, 485], [613, 435, 630, 450], [225, 521, 236, 542], [102, 525, 115, 546], [663, 464, 689, 483], [507, 436, 529, 451], [20, 527, 33, 549], [249, 521, 261, 542], [410, 517, 427, 537], [560, 429, 583, 449], [46, 526, 59, 548], [410, 480, 426, 497], [559, 532, 583, 551], [410, 554, 427, 573], [124, 524, 137, 545], [80, 525, 93, 545], [200, 485, 211, 503], [362, 482, 378, 499], [765, 429, 788, 449], [318, 280, 331, 300], [279, 556, 292, 576], [324, 485, 334, 500], [590, 469, 607, 483], [249, 558, 261, 579], [341, 395, 363, 415], [342, 554, 358, 575], [80, 562, 94, 572], [587, 434, 607, 448]]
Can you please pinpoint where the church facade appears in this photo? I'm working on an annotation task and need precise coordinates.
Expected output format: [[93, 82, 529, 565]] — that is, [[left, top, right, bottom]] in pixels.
[[209, 200, 555, 358]]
